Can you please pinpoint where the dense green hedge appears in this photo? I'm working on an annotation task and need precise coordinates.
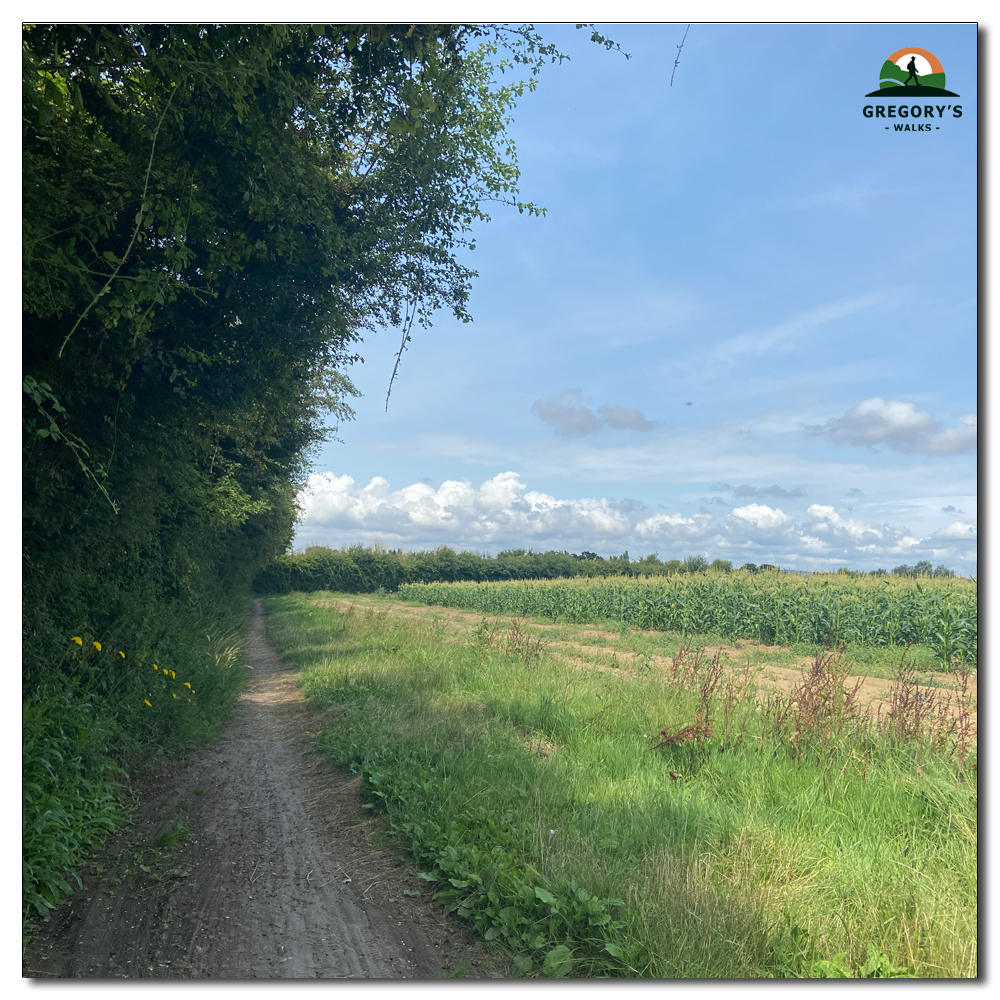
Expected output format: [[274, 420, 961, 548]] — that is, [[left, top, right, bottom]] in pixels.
[[251, 545, 727, 593], [254, 546, 962, 597], [22, 23, 557, 931]]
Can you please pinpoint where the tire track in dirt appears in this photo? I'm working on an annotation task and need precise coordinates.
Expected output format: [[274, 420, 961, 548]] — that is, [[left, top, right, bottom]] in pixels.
[[23, 600, 500, 979]]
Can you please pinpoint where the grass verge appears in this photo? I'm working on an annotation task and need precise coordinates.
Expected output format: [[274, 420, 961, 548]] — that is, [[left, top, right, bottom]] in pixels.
[[267, 592, 977, 978]]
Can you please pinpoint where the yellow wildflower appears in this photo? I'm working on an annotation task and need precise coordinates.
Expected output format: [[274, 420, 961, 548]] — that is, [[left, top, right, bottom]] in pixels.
[[143, 699, 151, 707], [172, 692, 177, 699], [93, 641, 102, 651], [153, 664, 159, 671], [184, 682, 191, 689], [71, 636, 83, 645], [118, 650, 125, 658]]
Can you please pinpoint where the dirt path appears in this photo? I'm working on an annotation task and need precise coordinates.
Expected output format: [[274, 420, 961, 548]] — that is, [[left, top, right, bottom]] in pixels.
[[23, 600, 501, 979]]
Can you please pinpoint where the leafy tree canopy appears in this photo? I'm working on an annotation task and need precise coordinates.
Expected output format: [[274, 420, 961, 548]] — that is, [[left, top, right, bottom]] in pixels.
[[23, 23, 597, 644]]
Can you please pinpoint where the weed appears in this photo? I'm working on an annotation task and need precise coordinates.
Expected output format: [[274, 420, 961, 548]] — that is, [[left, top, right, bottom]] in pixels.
[[473, 616, 545, 666], [773, 922, 914, 978], [152, 823, 189, 850]]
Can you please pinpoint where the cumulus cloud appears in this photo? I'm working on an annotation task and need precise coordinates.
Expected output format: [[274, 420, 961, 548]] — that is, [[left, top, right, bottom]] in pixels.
[[531, 388, 655, 436], [926, 414, 977, 453], [728, 504, 794, 531], [933, 521, 977, 540], [718, 501, 967, 564], [810, 398, 977, 454], [802, 504, 916, 552], [298, 471, 635, 548], [293, 471, 977, 570], [635, 511, 715, 541]]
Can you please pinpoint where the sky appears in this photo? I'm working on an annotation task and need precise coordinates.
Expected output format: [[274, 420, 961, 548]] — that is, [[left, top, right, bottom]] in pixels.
[[293, 22, 978, 573]]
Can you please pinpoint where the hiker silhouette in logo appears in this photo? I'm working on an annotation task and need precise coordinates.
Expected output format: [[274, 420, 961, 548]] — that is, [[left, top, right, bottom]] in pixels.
[[904, 55, 920, 86]]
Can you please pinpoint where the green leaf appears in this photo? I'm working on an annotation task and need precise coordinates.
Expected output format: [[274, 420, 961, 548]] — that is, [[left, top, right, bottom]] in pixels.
[[43, 78, 62, 106], [542, 944, 573, 978], [509, 954, 533, 977], [603, 942, 625, 959], [533, 886, 557, 905]]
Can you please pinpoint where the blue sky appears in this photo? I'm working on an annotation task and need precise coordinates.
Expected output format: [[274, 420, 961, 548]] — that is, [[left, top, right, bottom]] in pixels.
[[295, 22, 978, 573]]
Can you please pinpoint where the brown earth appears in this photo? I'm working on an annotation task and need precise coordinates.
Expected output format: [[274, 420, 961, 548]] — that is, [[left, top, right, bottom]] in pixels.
[[22, 600, 504, 980]]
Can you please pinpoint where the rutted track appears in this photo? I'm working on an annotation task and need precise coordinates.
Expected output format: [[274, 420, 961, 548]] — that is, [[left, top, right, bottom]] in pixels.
[[23, 600, 498, 979]]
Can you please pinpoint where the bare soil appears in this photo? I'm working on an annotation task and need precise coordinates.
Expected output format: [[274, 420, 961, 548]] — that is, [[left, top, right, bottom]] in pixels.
[[22, 600, 504, 979]]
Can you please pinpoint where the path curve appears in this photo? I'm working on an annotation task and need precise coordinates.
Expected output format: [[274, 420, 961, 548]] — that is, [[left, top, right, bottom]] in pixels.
[[24, 600, 495, 979]]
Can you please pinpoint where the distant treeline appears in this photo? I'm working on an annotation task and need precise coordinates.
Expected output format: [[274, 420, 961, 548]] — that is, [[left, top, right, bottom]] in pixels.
[[253, 545, 957, 594]]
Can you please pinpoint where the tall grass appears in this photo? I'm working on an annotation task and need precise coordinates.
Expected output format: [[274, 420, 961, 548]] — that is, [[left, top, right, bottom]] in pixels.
[[399, 572, 978, 666], [267, 593, 977, 978]]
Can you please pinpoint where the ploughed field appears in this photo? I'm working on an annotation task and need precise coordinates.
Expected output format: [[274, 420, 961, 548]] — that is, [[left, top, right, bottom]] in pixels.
[[265, 584, 977, 978]]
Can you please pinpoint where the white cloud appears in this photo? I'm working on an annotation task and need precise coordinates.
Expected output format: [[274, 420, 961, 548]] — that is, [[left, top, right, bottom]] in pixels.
[[728, 503, 794, 531], [531, 389, 655, 436], [634, 511, 715, 541], [926, 414, 977, 453], [293, 471, 977, 571], [811, 398, 977, 454], [297, 471, 636, 547], [934, 521, 977, 540]]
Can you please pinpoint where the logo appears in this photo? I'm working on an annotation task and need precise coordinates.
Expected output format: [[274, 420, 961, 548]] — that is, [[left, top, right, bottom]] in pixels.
[[862, 47, 962, 130], [865, 48, 959, 97]]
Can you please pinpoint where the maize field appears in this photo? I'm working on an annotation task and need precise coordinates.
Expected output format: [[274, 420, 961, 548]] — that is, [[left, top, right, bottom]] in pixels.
[[398, 571, 978, 666]]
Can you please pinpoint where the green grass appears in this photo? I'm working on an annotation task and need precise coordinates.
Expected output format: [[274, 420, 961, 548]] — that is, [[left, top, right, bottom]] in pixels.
[[267, 593, 977, 979], [151, 823, 190, 850]]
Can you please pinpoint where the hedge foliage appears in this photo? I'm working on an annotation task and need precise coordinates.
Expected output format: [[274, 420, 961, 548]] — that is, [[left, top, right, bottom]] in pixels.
[[250, 544, 735, 593], [22, 23, 557, 927]]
